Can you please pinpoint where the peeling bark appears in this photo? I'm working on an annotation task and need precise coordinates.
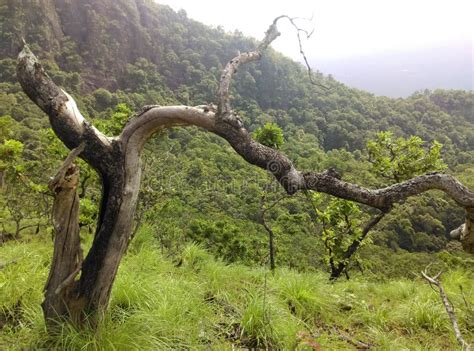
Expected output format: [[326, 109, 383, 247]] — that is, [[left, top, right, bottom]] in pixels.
[[43, 145, 84, 327]]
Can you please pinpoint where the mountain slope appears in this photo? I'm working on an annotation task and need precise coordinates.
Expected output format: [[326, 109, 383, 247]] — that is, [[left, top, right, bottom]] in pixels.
[[0, 0, 473, 260], [1, 0, 472, 157]]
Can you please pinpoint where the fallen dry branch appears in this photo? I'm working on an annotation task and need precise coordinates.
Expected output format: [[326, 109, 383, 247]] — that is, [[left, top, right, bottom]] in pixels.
[[421, 268, 472, 350], [330, 325, 371, 350]]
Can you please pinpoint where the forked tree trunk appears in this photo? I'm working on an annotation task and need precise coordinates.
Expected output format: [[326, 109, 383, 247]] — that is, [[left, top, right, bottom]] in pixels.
[[74, 152, 142, 322], [43, 144, 141, 327]]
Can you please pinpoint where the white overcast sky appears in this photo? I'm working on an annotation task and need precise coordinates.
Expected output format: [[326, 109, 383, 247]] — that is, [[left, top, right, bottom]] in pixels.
[[156, 0, 473, 60]]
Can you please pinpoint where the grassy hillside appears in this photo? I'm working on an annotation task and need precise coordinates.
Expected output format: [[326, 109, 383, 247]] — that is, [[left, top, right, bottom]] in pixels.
[[1, 228, 473, 350]]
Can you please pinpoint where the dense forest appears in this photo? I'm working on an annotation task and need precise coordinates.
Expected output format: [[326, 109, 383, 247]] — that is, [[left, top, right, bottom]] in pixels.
[[1, 0, 473, 349]]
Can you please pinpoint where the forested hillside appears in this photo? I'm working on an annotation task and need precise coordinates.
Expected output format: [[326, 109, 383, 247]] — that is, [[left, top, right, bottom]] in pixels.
[[1, 1, 473, 157], [1, 0, 473, 255], [0, 0, 473, 349]]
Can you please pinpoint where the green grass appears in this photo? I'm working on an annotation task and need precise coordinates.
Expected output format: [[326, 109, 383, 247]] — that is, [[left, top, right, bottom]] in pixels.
[[1, 232, 473, 350]]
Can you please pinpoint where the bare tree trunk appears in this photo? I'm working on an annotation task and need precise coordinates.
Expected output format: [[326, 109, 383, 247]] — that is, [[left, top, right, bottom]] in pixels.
[[14, 220, 20, 238], [43, 146, 84, 327], [46, 167, 140, 326], [262, 218, 276, 271], [329, 262, 345, 281], [41, 142, 141, 326], [73, 156, 141, 323], [260, 189, 285, 272]]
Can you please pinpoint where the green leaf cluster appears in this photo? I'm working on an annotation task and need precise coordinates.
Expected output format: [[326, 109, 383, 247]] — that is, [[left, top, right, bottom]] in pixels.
[[367, 131, 447, 183], [253, 122, 284, 149], [312, 193, 367, 270]]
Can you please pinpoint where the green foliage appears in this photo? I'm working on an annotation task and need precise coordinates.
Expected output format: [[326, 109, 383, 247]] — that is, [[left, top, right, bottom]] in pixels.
[[0, 139, 24, 173], [0, 0, 470, 260], [311, 193, 368, 275], [367, 131, 447, 183], [79, 198, 98, 228], [0, 138, 49, 237], [274, 272, 328, 321], [188, 218, 262, 263], [0, 6, 473, 349], [0, 115, 17, 140], [92, 88, 114, 111], [253, 122, 284, 149], [307, 132, 449, 279], [95, 103, 132, 135]]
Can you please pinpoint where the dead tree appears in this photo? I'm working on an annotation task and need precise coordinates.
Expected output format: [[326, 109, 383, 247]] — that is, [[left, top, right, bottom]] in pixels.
[[16, 17, 474, 327], [42, 144, 84, 327]]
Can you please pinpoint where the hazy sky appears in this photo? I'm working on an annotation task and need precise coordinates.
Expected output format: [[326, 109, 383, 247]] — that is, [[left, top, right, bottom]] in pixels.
[[157, 0, 473, 60]]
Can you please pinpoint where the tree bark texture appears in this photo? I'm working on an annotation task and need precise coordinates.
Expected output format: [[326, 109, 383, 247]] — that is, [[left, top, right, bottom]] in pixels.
[[43, 146, 84, 326]]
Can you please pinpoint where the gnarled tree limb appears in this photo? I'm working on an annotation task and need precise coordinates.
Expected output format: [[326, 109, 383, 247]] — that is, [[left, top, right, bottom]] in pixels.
[[18, 18, 473, 255], [16, 14, 474, 327], [17, 45, 112, 174]]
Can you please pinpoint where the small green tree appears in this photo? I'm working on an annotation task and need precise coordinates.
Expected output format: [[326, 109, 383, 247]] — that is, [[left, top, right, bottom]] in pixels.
[[311, 193, 369, 279], [0, 139, 24, 191], [253, 122, 284, 271], [367, 131, 447, 183], [0, 139, 47, 239], [312, 132, 447, 280]]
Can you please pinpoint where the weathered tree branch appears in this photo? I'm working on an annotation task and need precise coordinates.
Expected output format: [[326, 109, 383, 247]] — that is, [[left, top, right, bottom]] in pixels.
[[330, 325, 371, 350], [421, 268, 472, 350], [16, 15, 474, 327], [217, 17, 281, 116], [217, 15, 326, 118], [48, 142, 85, 190], [17, 45, 112, 173], [277, 15, 328, 89]]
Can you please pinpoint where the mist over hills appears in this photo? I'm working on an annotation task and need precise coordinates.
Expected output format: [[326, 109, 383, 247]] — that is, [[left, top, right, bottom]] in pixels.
[[312, 39, 473, 97]]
